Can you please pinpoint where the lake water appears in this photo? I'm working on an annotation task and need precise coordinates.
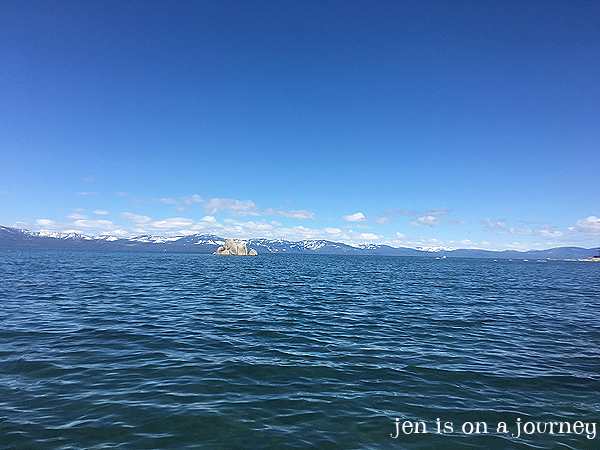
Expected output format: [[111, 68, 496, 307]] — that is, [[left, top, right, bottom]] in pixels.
[[1, 249, 599, 449]]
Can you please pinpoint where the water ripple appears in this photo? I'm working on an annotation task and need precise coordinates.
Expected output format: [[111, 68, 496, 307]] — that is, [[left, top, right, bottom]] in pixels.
[[1, 250, 599, 449]]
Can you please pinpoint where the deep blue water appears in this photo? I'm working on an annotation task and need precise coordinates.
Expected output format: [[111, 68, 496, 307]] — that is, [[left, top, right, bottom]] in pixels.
[[1, 249, 599, 449]]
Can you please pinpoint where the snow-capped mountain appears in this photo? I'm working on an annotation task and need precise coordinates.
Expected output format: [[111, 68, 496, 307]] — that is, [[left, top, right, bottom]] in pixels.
[[414, 246, 458, 252], [0, 225, 597, 259]]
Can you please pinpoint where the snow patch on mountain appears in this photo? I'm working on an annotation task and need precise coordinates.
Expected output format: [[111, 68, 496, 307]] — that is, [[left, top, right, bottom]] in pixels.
[[414, 246, 457, 252], [96, 235, 119, 241], [194, 239, 224, 245], [129, 235, 182, 244], [36, 230, 94, 240]]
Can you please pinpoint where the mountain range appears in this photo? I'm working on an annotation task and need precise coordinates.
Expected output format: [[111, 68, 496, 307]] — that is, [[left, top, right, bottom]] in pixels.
[[0, 225, 597, 259]]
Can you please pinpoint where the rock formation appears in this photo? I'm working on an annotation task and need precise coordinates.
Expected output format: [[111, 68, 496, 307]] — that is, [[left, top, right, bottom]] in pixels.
[[214, 238, 258, 256]]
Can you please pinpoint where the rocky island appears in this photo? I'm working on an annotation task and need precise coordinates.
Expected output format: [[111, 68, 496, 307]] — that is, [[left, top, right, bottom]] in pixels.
[[214, 238, 258, 256]]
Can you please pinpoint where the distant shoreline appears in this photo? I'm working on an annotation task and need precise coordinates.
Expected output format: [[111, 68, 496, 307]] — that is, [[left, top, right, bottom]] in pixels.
[[1, 225, 598, 260]]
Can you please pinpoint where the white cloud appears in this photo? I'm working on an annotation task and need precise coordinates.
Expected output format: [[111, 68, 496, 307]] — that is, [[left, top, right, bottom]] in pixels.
[[499, 226, 564, 238], [121, 214, 194, 231], [481, 218, 506, 230], [67, 213, 87, 220], [536, 229, 564, 238], [504, 241, 544, 251], [396, 232, 405, 238], [282, 225, 323, 240], [121, 212, 152, 225], [93, 210, 109, 215], [73, 219, 115, 229], [85, 175, 97, 182], [400, 237, 447, 248], [101, 229, 128, 237], [28, 218, 110, 236], [373, 216, 391, 224], [343, 212, 367, 222], [568, 216, 600, 236], [191, 216, 223, 231], [507, 226, 532, 235], [194, 219, 362, 243], [151, 218, 195, 229], [161, 198, 179, 204], [77, 191, 99, 195], [411, 215, 465, 227], [118, 213, 203, 234], [410, 215, 441, 227], [224, 219, 276, 232], [181, 194, 204, 204], [204, 198, 260, 216], [354, 232, 380, 240], [425, 207, 450, 216], [278, 209, 315, 219]]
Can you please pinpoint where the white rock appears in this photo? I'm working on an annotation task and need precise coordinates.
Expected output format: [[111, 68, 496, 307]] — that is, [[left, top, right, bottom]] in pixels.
[[214, 238, 257, 256]]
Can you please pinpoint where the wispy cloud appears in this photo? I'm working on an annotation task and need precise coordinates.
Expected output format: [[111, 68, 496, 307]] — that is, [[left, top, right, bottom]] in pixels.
[[373, 216, 391, 224], [489, 220, 565, 238], [181, 195, 204, 204], [120, 213, 194, 233], [568, 216, 600, 237], [204, 198, 260, 216], [150, 218, 195, 229], [481, 218, 507, 230], [77, 191, 99, 195], [353, 232, 381, 240], [343, 212, 367, 222], [37, 219, 55, 227], [93, 210, 109, 215], [278, 209, 315, 219], [378, 207, 452, 224], [67, 213, 87, 220], [158, 195, 205, 207], [85, 175, 97, 183], [19, 216, 129, 237], [410, 216, 465, 227], [73, 219, 115, 229], [120, 212, 152, 225], [425, 207, 451, 216], [190, 215, 223, 231]]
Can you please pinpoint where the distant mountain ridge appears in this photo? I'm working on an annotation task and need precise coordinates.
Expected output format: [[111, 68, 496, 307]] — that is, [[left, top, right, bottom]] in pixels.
[[0, 225, 597, 259]]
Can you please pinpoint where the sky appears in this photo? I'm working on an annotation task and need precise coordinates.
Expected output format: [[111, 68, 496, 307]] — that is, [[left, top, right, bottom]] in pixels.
[[1, 0, 599, 251]]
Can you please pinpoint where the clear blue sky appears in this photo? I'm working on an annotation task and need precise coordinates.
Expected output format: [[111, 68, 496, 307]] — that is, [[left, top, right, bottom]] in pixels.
[[1, 0, 598, 250]]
